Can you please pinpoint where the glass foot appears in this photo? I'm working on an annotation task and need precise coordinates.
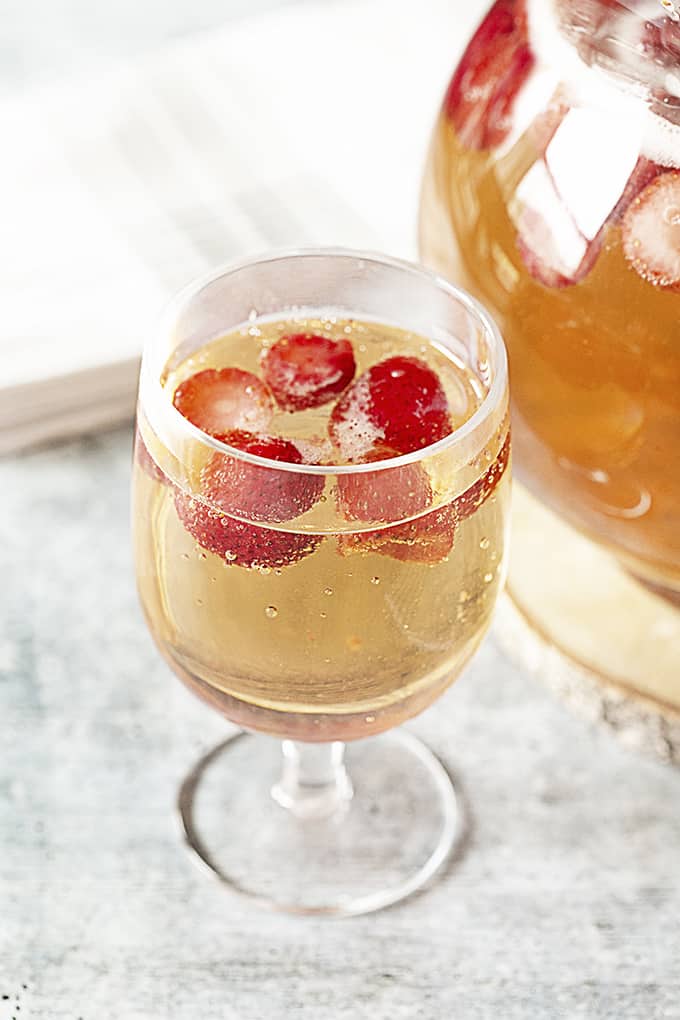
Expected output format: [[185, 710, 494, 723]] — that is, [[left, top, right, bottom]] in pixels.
[[178, 729, 464, 917]]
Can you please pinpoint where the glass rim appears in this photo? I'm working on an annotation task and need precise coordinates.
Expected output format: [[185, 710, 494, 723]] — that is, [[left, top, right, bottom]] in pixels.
[[140, 246, 508, 477]]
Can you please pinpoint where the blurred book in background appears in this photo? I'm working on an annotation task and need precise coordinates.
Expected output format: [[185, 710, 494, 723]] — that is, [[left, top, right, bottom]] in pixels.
[[1, 0, 476, 453]]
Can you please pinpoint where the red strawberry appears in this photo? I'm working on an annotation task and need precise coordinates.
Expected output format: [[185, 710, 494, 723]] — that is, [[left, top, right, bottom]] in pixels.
[[175, 490, 321, 569], [338, 431, 510, 565], [444, 0, 533, 151], [336, 447, 432, 525], [483, 42, 535, 150], [339, 505, 456, 565], [135, 429, 167, 484], [453, 430, 511, 521], [201, 430, 324, 523], [622, 170, 680, 292], [172, 368, 274, 436], [329, 356, 452, 460], [261, 333, 356, 411]]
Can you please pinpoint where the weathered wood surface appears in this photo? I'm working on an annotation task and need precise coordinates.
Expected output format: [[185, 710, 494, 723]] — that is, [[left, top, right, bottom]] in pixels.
[[2, 428, 680, 1020]]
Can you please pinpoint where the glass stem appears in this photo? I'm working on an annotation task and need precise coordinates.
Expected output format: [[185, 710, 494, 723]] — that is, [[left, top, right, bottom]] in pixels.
[[271, 741, 354, 819]]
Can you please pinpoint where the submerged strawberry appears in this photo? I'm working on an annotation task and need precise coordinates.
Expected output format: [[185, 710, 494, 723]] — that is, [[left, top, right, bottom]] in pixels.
[[444, 0, 533, 150], [339, 505, 457, 565], [329, 356, 452, 460], [453, 430, 511, 521], [172, 367, 274, 436], [339, 431, 510, 565], [336, 447, 432, 525], [622, 170, 680, 292], [175, 490, 321, 569], [134, 430, 168, 484], [261, 333, 356, 411], [201, 430, 324, 524]]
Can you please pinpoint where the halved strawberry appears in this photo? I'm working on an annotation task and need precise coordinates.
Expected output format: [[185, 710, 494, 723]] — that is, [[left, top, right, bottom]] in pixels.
[[336, 447, 432, 525], [135, 429, 167, 484], [622, 170, 680, 292], [261, 333, 356, 411], [329, 356, 452, 460], [175, 490, 321, 569], [172, 367, 274, 435], [453, 430, 511, 521], [444, 0, 533, 151], [201, 430, 324, 524], [339, 505, 457, 565]]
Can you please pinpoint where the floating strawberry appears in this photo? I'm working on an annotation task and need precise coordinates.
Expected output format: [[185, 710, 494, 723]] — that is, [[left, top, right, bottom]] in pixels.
[[172, 367, 274, 436], [336, 447, 432, 525], [622, 170, 680, 292], [444, 0, 533, 150], [202, 430, 324, 524], [135, 429, 168, 484], [261, 333, 356, 411], [175, 490, 321, 569], [329, 356, 452, 460]]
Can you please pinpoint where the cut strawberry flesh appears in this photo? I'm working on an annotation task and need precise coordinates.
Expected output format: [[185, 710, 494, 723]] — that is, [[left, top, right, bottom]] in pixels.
[[201, 430, 324, 524], [444, 0, 533, 151], [622, 170, 680, 292], [172, 367, 274, 436], [336, 447, 433, 525], [175, 490, 321, 569], [329, 356, 452, 461], [261, 333, 356, 412]]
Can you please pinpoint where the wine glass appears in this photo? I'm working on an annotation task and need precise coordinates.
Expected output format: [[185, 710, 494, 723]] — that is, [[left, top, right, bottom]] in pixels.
[[132, 249, 510, 916]]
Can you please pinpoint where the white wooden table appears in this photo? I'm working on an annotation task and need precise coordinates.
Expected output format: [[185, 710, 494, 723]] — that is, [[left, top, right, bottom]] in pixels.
[[2, 427, 680, 1019]]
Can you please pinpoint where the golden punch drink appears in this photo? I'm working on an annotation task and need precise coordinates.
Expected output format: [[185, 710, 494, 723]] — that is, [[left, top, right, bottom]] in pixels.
[[420, 0, 680, 597], [131, 250, 510, 915], [134, 316, 510, 741]]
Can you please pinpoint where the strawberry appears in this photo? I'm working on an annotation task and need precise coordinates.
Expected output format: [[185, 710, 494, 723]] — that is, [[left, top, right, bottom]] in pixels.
[[453, 430, 511, 521], [175, 490, 321, 569], [336, 447, 432, 525], [135, 429, 167, 484], [329, 356, 452, 460], [261, 333, 356, 411], [339, 431, 510, 565], [444, 0, 533, 151], [201, 430, 324, 524], [339, 505, 457, 565], [622, 170, 680, 292], [172, 367, 274, 436]]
